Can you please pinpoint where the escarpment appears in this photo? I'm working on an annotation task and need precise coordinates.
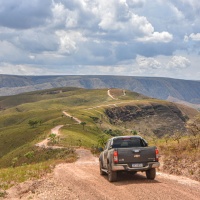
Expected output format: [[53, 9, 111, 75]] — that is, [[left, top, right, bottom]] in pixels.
[[105, 103, 188, 137]]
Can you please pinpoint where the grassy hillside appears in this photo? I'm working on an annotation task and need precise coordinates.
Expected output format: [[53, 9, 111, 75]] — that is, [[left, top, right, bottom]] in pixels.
[[0, 88, 125, 166], [0, 87, 198, 163], [0, 87, 81, 109], [0, 88, 152, 165], [0, 75, 200, 109], [0, 87, 199, 190]]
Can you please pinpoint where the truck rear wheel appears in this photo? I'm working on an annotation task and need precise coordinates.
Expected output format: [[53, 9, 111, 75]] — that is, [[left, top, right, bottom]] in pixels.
[[146, 168, 156, 180], [108, 165, 117, 182]]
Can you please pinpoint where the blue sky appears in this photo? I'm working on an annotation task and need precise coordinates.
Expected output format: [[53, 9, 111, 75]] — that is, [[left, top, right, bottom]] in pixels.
[[0, 0, 199, 80]]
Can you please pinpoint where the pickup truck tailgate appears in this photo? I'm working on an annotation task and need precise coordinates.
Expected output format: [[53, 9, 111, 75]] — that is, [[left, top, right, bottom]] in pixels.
[[117, 147, 156, 163]]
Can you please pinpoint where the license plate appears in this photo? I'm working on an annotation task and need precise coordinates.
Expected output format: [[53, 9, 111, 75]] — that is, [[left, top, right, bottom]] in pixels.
[[132, 163, 143, 168]]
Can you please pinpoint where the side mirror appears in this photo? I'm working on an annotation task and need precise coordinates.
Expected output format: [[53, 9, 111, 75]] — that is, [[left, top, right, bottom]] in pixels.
[[143, 139, 148, 147], [108, 145, 113, 150]]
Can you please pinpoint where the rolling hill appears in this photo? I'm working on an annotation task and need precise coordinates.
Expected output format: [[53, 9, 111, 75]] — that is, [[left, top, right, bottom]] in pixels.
[[0, 87, 199, 190], [0, 87, 198, 168], [0, 75, 200, 109]]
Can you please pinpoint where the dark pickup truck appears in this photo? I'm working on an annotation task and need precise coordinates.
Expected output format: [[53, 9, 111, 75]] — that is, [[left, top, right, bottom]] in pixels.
[[99, 136, 160, 182]]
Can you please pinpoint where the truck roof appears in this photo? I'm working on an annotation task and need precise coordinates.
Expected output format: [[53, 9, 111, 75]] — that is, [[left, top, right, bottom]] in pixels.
[[111, 135, 143, 140]]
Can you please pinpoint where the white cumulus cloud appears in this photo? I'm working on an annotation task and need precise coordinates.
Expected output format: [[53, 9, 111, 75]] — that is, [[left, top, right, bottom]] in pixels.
[[0, 63, 43, 75], [56, 31, 86, 55], [0, 0, 199, 79], [184, 33, 200, 42], [189, 33, 200, 41], [137, 31, 173, 43], [136, 55, 162, 69], [167, 56, 191, 69], [97, 0, 172, 43]]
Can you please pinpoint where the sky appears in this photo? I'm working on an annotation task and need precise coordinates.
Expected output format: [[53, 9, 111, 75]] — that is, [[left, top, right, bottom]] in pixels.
[[0, 0, 199, 80]]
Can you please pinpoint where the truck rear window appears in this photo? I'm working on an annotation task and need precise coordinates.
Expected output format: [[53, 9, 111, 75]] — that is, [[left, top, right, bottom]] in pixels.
[[112, 137, 145, 148]]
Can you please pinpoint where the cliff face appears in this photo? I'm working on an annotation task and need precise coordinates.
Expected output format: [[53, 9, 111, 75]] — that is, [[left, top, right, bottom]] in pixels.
[[105, 103, 188, 137], [0, 75, 200, 108]]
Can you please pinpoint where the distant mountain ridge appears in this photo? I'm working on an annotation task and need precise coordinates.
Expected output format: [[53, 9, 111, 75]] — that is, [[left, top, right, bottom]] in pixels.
[[0, 74, 200, 106]]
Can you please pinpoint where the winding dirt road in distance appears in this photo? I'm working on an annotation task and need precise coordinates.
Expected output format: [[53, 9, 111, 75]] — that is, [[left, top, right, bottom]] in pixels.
[[35, 125, 64, 149], [6, 149, 200, 200], [35, 111, 81, 149], [62, 111, 82, 124]]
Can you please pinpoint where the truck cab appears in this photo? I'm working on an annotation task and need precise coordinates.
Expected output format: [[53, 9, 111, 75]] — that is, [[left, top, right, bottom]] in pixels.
[[99, 136, 160, 182]]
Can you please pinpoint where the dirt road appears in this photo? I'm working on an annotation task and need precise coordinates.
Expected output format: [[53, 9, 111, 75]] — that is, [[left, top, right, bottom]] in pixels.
[[6, 149, 200, 200], [35, 125, 64, 149], [35, 110, 81, 149], [107, 89, 115, 99], [62, 111, 81, 124]]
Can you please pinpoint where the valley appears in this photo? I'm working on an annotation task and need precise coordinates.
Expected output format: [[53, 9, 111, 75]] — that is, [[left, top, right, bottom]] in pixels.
[[0, 75, 200, 110]]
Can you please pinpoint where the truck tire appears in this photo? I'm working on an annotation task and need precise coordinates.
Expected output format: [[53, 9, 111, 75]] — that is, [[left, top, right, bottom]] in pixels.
[[100, 161, 106, 175], [146, 168, 156, 180], [108, 165, 117, 182]]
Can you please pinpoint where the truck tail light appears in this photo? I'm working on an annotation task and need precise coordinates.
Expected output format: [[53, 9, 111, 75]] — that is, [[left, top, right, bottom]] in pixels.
[[113, 151, 118, 163], [155, 149, 159, 161]]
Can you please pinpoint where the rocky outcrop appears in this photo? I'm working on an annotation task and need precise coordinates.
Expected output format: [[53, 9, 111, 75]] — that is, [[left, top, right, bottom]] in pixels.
[[105, 103, 188, 137]]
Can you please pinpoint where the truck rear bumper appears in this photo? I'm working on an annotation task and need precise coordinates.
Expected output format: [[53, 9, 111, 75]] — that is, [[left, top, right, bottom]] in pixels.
[[112, 162, 160, 171]]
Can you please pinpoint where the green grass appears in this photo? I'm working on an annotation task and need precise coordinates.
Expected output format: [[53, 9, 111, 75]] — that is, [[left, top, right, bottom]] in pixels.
[[59, 125, 103, 148], [0, 161, 53, 190], [0, 110, 66, 158], [0, 88, 119, 168], [0, 87, 197, 189], [0, 154, 76, 191], [0, 87, 82, 109], [0, 87, 190, 167]]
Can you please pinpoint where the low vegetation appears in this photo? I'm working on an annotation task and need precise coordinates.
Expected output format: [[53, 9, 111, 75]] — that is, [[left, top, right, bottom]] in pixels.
[[0, 88, 116, 189], [157, 116, 200, 181], [0, 87, 199, 191], [0, 155, 76, 191]]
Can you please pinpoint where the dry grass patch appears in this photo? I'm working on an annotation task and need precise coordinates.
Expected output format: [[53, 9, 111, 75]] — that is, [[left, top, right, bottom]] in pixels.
[[158, 137, 200, 181]]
